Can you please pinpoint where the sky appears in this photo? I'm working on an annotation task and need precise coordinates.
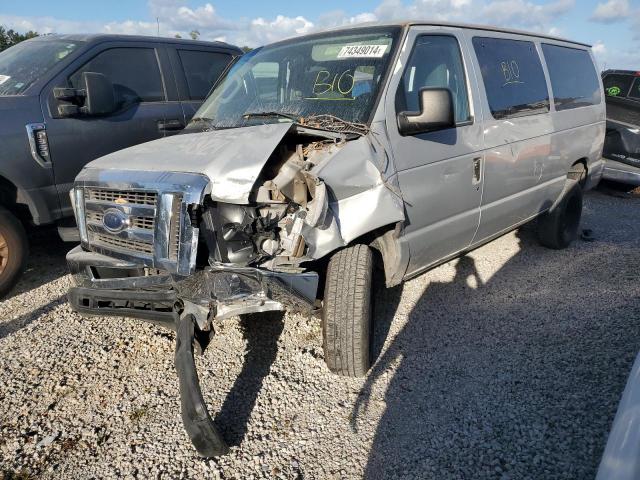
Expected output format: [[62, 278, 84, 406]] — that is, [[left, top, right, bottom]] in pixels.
[[1, 0, 639, 69]]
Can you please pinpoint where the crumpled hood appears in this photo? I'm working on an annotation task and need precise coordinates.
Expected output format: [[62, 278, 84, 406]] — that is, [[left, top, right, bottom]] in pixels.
[[83, 123, 293, 203]]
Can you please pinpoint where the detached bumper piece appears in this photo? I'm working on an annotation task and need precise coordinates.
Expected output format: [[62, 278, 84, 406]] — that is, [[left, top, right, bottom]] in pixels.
[[175, 314, 229, 457], [68, 287, 178, 328]]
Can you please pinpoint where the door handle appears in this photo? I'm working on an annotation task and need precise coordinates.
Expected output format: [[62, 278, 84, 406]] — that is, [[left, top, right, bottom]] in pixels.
[[472, 157, 482, 185], [157, 119, 185, 132]]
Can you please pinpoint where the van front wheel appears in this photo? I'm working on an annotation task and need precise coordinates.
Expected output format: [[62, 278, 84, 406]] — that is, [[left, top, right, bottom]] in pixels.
[[322, 244, 373, 377], [537, 179, 583, 250], [0, 207, 28, 298]]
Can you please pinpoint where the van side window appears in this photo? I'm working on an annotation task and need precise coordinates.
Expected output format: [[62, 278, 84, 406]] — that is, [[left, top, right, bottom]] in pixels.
[[603, 74, 634, 98], [541, 44, 601, 110], [178, 50, 232, 100], [70, 48, 165, 103], [396, 35, 470, 123], [472, 37, 549, 119]]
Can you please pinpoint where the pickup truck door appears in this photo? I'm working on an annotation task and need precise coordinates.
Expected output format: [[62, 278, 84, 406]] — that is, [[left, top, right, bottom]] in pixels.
[[166, 46, 237, 121], [384, 27, 485, 277], [41, 41, 185, 218]]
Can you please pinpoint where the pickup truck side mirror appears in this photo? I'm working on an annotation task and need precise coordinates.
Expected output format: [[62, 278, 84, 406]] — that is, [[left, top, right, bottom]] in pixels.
[[55, 72, 117, 117], [81, 72, 117, 116], [397, 87, 455, 136]]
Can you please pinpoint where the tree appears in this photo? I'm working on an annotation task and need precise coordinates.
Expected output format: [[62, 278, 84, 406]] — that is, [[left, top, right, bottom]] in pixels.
[[0, 26, 38, 52], [189, 30, 200, 40], [241, 46, 253, 53]]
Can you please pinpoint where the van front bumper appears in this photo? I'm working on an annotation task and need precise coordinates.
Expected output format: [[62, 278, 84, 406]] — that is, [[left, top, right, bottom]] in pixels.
[[66, 246, 319, 328]]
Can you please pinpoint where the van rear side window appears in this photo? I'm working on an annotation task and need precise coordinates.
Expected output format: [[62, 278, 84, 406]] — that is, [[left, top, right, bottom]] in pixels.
[[472, 37, 549, 120], [541, 44, 601, 111]]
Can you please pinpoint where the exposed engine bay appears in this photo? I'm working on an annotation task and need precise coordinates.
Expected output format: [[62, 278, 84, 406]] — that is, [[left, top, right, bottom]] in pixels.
[[189, 123, 404, 277]]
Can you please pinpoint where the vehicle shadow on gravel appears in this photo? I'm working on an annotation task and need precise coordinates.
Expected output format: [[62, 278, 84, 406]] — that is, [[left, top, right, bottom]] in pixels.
[[354, 227, 640, 480], [4, 227, 70, 301], [214, 312, 285, 447], [0, 294, 66, 340]]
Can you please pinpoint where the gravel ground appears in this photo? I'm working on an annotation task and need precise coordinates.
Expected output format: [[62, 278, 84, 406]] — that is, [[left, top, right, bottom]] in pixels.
[[1, 188, 639, 480]]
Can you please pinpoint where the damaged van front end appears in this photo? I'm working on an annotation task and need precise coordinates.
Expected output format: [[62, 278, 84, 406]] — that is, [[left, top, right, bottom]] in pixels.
[[66, 121, 404, 455], [67, 121, 404, 327]]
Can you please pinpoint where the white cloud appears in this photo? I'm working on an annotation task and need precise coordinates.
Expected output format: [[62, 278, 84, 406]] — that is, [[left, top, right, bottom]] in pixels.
[[590, 0, 631, 24], [480, 0, 574, 30]]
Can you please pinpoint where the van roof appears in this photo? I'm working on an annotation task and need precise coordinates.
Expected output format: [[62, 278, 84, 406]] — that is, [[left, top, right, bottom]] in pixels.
[[294, 21, 592, 48], [29, 33, 243, 53]]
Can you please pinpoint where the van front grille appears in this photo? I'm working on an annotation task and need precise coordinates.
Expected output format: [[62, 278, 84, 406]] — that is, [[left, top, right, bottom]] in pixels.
[[89, 232, 155, 255], [87, 211, 155, 230], [85, 188, 157, 206]]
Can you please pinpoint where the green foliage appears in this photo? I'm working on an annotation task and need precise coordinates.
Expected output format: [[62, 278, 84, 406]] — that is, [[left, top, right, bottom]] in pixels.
[[241, 46, 253, 53], [0, 26, 38, 52]]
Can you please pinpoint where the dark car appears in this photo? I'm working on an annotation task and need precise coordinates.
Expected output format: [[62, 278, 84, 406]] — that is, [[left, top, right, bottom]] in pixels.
[[0, 34, 242, 295], [601, 69, 640, 186]]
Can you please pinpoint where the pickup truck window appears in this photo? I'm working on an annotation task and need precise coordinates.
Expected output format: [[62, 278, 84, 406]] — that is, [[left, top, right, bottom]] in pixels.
[[177, 50, 232, 100], [191, 27, 400, 130], [472, 37, 549, 120], [0, 39, 82, 96], [629, 78, 640, 100], [396, 35, 470, 124], [541, 44, 601, 111], [604, 74, 634, 98], [69, 47, 165, 103]]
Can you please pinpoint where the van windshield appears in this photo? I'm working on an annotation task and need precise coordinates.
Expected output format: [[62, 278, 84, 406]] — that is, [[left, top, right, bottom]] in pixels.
[[0, 39, 82, 96], [191, 27, 400, 133]]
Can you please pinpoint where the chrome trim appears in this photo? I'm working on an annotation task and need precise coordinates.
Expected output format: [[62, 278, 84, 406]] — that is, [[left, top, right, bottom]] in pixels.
[[25, 123, 52, 168], [73, 187, 88, 244], [74, 169, 210, 275]]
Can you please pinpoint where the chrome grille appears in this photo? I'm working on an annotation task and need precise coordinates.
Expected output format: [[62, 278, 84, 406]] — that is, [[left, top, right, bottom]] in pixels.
[[87, 211, 155, 230], [90, 232, 155, 255], [85, 188, 157, 206], [168, 195, 182, 261], [84, 187, 158, 259]]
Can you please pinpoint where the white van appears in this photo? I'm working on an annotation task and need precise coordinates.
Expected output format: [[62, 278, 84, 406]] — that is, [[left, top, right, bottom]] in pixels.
[[66, 22, 605, 455]]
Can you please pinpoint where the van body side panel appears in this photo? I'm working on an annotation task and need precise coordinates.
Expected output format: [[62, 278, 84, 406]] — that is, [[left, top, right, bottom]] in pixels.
[[466, 32, 555, 243], [382, 26, 485, 278]]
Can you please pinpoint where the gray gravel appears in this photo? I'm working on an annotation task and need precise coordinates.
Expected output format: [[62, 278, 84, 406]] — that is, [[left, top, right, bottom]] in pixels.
[[1, 188, 639, 480]]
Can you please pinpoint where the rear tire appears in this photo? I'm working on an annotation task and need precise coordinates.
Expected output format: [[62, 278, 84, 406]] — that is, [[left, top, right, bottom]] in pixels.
[[0, 207, 28, 298], [322, 244, 373, 377], [537, 179, 583, 250]]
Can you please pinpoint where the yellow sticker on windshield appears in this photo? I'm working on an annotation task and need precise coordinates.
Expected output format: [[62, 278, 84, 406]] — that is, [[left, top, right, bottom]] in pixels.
[[337, 45, 387, 58]]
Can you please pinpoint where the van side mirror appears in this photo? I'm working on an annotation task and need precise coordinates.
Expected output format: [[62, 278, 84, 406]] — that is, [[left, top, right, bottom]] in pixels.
[[81, 72, 117, 116], [397, 88, 455, 136]]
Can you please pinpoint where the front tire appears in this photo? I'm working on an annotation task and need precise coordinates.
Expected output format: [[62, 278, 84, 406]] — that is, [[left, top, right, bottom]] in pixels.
[[0, 207, 28, 298], [322, 244, 373, 377], [537, 179, 583, 250]]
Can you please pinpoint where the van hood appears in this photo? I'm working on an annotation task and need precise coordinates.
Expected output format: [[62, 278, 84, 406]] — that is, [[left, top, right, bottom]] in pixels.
[[83, 123, 294, 204]]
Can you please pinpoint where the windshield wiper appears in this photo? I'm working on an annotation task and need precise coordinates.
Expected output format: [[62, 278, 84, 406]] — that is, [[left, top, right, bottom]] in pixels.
[[242, 111, 299, 122]]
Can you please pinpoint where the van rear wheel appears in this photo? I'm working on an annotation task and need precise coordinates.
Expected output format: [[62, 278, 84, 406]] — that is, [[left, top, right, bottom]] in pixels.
[[322, 244, 373, 377], [0, 207, 28, 298], [537, 179, 583, 250]]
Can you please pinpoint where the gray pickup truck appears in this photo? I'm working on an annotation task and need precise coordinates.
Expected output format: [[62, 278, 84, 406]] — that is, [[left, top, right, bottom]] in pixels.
[[0, 34, 241, 296]]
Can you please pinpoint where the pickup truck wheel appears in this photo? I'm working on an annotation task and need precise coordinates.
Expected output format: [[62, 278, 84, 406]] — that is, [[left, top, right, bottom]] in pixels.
[[322, 244, 373, 377], [0, 207, 28, 298], [537, 179, 583, 250]]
